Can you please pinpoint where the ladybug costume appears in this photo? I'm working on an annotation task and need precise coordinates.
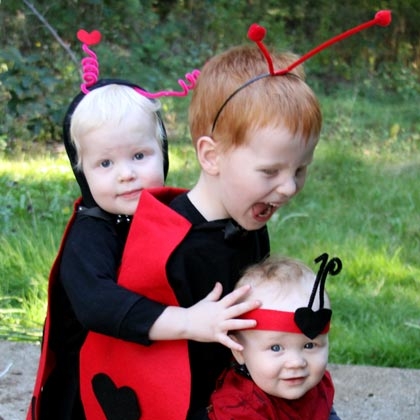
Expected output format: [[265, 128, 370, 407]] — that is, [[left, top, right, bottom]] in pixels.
[[26, 78, 171, 420]]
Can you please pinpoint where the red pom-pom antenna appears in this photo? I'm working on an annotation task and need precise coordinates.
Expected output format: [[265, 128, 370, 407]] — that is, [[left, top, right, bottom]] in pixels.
[[249, 10, 392, 76], [212, 11, 392, 133], [374, 10, 392, 27], [248, 23, 274, 74], [247, 24, 266, 42]]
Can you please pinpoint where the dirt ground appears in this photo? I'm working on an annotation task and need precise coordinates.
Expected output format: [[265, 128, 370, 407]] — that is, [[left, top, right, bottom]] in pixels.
[[1, 340, 419, 420]]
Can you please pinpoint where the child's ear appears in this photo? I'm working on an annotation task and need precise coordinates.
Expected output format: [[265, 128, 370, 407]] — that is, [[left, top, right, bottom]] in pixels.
[[196, 136, 220, 175], [230, 334, 246, 365]]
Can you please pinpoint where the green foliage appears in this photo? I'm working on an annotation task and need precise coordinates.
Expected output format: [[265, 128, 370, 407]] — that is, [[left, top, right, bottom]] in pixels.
[[0, 45, 77, 152], [1, 1, 419, 153]]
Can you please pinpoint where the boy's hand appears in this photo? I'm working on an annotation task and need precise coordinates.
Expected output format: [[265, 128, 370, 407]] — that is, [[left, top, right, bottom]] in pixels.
[[184, 282, 261, 351]]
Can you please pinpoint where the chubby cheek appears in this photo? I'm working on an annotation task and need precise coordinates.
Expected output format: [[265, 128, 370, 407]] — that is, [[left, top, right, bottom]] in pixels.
[[149, 171, 165, 187], [304, 352, 328, 387], [246, 354, 279, 381], [142, 163, 165, 187], [227, 176, 265, 210], [89, 178, 112, 200], [313, 352, 328, 377], [249, 362, 282, 395]]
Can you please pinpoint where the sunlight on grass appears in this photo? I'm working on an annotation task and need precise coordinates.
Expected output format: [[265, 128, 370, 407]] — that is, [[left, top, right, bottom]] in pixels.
[[1, 155, 79, 235], [0, 155, 72, 181], [0, 225, 57, 341]]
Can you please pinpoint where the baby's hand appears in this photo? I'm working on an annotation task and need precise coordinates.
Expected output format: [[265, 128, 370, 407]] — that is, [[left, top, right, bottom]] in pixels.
[[185, 282, 261, 350]]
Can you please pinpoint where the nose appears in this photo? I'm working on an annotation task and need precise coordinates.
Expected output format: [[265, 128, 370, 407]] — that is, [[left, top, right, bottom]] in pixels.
[[283, 351, 307, 369], [275, 175, 298, 199], [118, 165, 136, 182]]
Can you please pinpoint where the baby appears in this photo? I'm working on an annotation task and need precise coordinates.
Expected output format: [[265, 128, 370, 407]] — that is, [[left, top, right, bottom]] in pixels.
[[208, 253, 342, 420]]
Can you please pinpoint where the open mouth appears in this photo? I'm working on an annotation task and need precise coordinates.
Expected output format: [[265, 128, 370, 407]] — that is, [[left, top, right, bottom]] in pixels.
[[252, 202, 279, 222]]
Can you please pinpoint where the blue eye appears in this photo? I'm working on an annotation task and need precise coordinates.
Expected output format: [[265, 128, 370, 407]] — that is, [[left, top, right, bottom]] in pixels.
[[134, 152, 145, 160], [271, 344, 281, 352], [100, 160, 111, 168]]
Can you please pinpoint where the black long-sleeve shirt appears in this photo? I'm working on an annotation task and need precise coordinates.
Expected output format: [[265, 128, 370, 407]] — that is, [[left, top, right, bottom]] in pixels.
[[168, 193, 270, 418]]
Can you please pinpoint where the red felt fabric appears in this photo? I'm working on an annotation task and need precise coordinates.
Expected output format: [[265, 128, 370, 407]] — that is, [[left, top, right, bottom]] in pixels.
[[80, 187, 192, 420]]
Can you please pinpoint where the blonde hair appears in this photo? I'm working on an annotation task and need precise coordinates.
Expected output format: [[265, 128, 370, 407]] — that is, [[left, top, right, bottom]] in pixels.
[[70, 84, 164, 169], [189, 45, 321, 151], [237, 256, 330, 310]]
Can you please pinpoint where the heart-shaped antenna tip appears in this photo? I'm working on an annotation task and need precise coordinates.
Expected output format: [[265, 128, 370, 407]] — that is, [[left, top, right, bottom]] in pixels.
[[77, 29, 102, 46], [248, 24, 266, 42], [375, 10, 392, 26]]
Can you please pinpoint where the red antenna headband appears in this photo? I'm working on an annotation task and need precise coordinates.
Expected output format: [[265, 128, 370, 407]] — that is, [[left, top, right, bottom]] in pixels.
[[211, 10, 392, 132], [249, 10, 392, 76]]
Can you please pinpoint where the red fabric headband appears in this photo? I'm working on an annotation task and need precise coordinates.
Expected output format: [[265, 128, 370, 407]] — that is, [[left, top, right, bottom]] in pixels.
[[239, 253, 342, 339], [241, 308, 330, 335]]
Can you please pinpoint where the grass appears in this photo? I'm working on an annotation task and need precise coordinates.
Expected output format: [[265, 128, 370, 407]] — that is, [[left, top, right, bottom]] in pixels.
[[1, 90, 419, 368]]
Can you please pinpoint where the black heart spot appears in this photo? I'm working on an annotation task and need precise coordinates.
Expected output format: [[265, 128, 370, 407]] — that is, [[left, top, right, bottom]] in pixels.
[[294, 308, 332, 339], [92, 373, 141, 420]]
